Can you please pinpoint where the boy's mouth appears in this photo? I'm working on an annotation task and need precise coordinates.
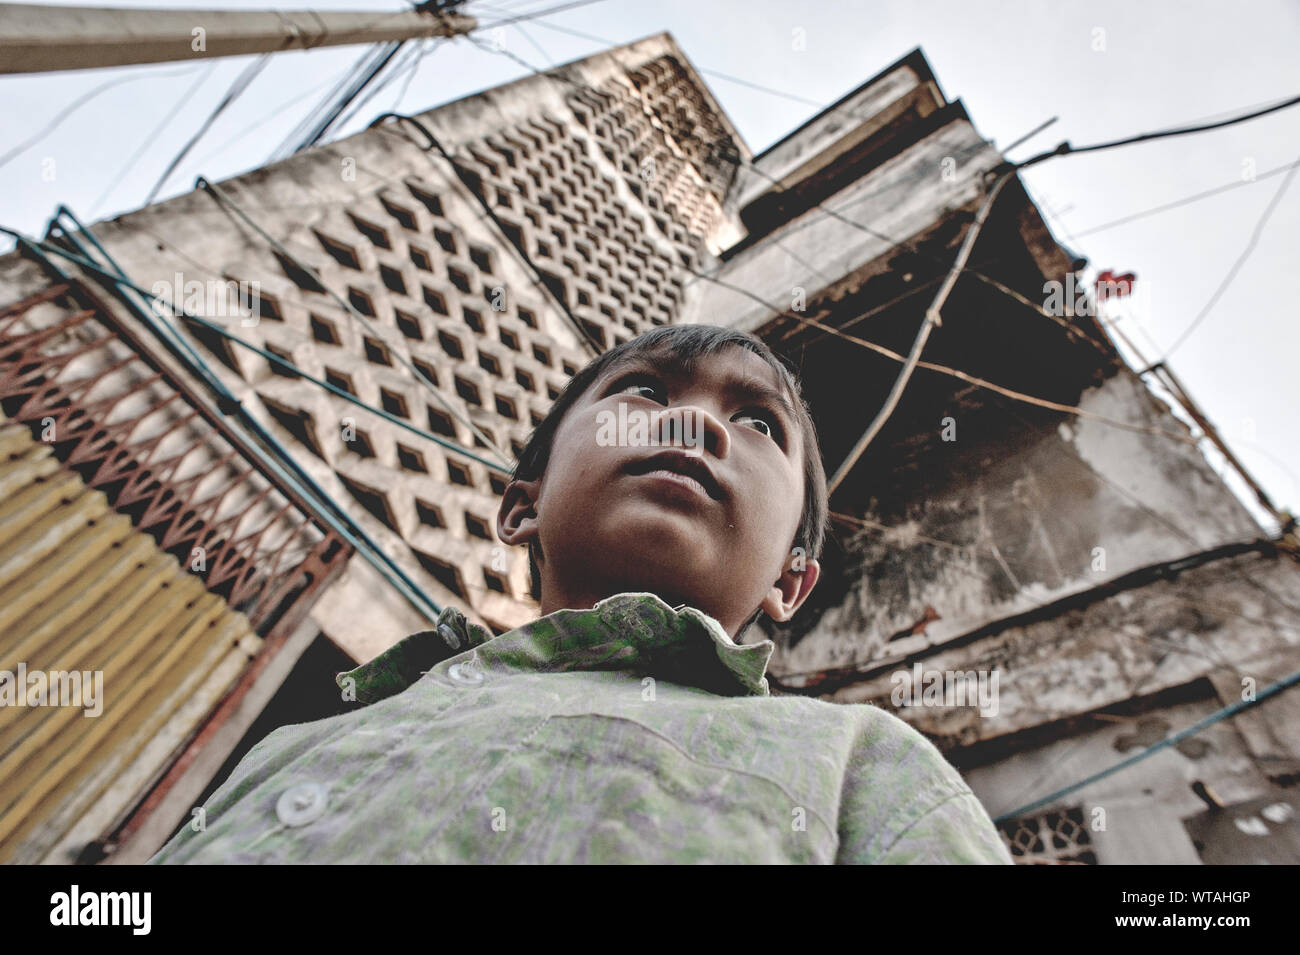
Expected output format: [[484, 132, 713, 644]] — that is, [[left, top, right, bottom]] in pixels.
[[623, 449, 725, 501]]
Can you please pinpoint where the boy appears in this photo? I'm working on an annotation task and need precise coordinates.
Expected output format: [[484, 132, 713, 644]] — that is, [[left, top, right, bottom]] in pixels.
[[150, 324, 1013, 864]]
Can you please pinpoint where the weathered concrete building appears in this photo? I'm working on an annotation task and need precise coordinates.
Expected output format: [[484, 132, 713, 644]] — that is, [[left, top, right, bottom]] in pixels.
[[1, 33, 1296, 864]]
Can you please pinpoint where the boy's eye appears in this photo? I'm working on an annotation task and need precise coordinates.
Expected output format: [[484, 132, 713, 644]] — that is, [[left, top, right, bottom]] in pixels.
[[609, 373, 785, 446], [613, 375, 666, 403], [735, 410, 780, 442]]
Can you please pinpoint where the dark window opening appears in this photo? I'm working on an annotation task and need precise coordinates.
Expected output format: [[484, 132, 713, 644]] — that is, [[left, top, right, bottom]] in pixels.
[[423, 287, 449, 315], [265, 343, 299, 379], [437, 330, 464, 359], [311, 315, 341, 345], [455, 377, 481, 406], [380, 197, 419, 231], [413, 360, 439, 387], [396, 444, 427, 472], [395, 311, 423, 341], [469, 245, 493, 274], [346, 216, 390, 251], [406, 183, 444, 216], [363, 337, 392, 365], [324, 368, 356, 396], [464, 513, 492, 540], [414, 551, 464, 599], [409, 246, 433, 272], [448, 267, 472, 294], [380, 265, 407, 296], [415, 498, 444, 527], [380, 388, 409, 419], [427, 407, 456, 437], [347, 287, 375, 316], [339, 474, 394, 527]]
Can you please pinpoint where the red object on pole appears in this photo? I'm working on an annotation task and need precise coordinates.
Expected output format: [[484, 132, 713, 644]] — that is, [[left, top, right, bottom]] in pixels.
[[1095, 269, 1137, 302]]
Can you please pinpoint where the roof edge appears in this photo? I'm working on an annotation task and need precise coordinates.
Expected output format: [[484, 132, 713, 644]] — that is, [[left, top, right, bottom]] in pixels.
[[751, 47, 941, 163]]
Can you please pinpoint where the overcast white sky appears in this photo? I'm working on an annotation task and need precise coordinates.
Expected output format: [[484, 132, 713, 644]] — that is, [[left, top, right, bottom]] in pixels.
[[3, 0, 1298, 529]]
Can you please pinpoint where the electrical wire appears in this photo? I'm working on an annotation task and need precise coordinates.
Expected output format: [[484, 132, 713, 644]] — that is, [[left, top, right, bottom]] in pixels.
[[1072, 158, 1300, 238], [1162, 151, 1300, 360], [144, 54, 273, 207], [1014, 91, 1300, 170], [471, 0, 610, 31], [196, 174, 516, 468], [465, 32, 1300, 383], [992, 663, 1300, 822], [459, 35, 1298, 525], [88, 61, 220, 219], [271, 43, 390, 163], [774, 531, 1274, 696], [827, 168, 1016, 494], [292, 42, 406, 156], [368, 111, 606, 356], [12, 229, 511, 473], [8, 219, 447, 624], [186, 71, 365, 170], [415, 130, 1199, 449], [512, 22, 556, 65], [327, 41, 430, 138], [393, 37, 439, 112], [0, 63, 210, 171]]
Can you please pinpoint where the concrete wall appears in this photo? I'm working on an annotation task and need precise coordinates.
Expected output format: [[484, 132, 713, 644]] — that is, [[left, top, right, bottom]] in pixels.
[[770, 366, 1266, 678]]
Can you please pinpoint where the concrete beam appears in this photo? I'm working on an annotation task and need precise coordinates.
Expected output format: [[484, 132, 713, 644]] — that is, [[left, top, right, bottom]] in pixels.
[[0, 3, 475, 74]]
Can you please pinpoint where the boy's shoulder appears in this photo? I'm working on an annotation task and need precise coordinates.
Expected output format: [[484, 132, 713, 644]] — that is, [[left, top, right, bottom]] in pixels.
[[825, 699, 1013, 864], [336, 604, 495, 705]]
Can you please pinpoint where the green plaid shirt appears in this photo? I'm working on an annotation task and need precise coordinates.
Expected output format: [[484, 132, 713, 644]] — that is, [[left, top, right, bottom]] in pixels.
[[149, 592, 1012, 864]]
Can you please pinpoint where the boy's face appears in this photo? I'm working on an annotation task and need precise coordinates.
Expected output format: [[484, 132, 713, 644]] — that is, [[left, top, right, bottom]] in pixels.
[[498, 344, 820, 640]]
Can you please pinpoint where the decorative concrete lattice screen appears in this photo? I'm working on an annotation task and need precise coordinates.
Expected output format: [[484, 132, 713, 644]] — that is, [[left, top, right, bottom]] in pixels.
[[187, 50, 742, 632], [996, 806, 1098, 864]]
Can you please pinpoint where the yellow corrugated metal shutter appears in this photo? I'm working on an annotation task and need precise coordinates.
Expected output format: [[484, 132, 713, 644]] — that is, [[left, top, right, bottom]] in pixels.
[[0, 416, 263, 863]]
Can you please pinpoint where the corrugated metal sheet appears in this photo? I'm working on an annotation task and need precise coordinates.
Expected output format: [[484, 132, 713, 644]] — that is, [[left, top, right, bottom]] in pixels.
[[0, 416, 263, 864]]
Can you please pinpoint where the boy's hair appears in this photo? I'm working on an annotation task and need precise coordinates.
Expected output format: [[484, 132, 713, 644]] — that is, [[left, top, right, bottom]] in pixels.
[[508, 324, 828, 634]]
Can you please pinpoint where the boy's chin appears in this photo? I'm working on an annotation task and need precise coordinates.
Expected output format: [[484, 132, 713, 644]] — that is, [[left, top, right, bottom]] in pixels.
[[596, 518, 719, 571]]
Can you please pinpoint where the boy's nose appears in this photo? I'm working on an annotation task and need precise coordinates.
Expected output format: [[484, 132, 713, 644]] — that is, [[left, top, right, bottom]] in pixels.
[[653, 403, 729, 460]]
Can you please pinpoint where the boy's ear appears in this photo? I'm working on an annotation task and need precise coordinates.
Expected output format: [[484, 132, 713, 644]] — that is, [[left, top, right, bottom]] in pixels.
[[497, 477, 543, 549], [759, 554, 820, 624]]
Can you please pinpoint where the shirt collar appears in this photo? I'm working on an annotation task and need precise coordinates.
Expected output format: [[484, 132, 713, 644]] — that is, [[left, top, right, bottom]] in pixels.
[[337, 592, 774, 704]]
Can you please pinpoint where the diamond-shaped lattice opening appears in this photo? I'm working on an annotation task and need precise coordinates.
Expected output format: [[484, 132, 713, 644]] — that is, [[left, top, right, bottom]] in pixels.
[[396, 443, 427, 472], [380, 197, 419, 232], [414, 549, 465, 599], [317, 230, 364, 268], [406, 182, 443, 216], [380, 388, 409, 419], [415, 498, 444, 527], [339, 473, 396, 529], [380, 265, 407, 296]]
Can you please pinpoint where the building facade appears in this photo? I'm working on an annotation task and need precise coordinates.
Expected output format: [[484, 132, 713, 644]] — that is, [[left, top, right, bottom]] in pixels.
[[1, 33, 1296, 864]]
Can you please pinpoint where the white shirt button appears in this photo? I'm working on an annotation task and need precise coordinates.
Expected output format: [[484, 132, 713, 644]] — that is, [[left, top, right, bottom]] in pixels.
[[437, 623, 461, 650], [276, 782, 328, 827], [448, 662, 484, 686]]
